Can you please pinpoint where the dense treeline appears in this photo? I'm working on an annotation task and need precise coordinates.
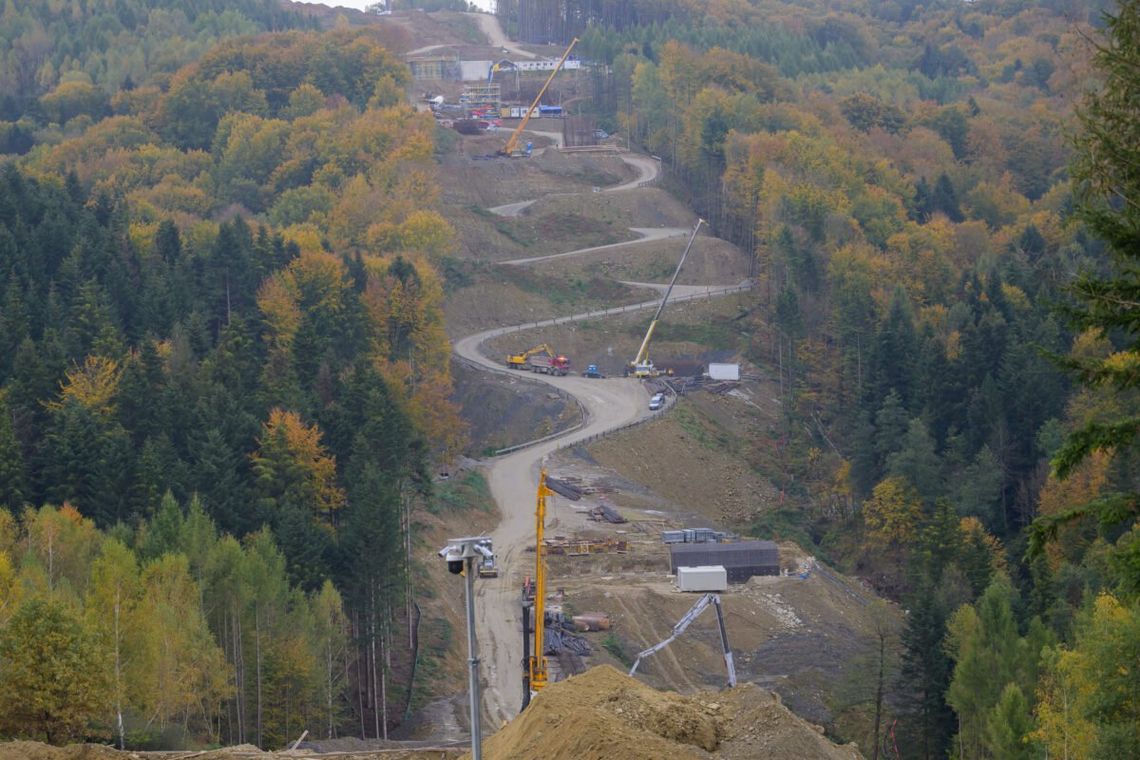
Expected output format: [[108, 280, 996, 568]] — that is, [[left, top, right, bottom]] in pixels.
[[0, 0, 311, 148], [1, 16, 463, 747], [573, 0, 1138, 757]]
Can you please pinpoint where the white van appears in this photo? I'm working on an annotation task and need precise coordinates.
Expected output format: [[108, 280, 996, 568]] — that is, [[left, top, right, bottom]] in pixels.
[[648, 392, 665, 411]]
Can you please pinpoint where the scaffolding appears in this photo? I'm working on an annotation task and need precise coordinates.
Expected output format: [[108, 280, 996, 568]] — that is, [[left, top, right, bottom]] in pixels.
[[461, 82, 502, 113]]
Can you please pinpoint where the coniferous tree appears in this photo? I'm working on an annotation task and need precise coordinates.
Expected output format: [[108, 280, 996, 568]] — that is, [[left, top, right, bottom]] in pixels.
[[1031, 0, 1140, 566], [0, 391, 27, 509], [899, 584, 955, 760]]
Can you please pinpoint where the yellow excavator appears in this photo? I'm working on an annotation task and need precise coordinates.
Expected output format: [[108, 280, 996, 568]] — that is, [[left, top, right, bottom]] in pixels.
[[628, 219, 705, 377], [521, 469, 555, 708], [498, 37, 579, 158], [506, 343, 556, 369]]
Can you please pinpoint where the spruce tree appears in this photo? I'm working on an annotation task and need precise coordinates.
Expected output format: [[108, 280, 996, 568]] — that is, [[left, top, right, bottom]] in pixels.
[[1032, 0, 1140, 562]]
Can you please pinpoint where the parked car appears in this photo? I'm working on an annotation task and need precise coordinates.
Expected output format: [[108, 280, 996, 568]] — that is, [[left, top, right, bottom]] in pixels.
[[648, 392, 665, 411]]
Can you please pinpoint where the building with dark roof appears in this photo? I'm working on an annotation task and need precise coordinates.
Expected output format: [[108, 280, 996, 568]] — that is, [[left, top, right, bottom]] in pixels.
[[669, 540, 779, 583]]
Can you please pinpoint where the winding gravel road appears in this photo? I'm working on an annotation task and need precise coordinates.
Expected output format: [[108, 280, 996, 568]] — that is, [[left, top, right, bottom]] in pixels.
[[450, 147, 752, 726]]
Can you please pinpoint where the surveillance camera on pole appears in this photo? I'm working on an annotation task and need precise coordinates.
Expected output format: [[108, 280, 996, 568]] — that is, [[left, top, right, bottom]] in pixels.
[[439, 536, 493, 760], [439, 536, 494, 575]]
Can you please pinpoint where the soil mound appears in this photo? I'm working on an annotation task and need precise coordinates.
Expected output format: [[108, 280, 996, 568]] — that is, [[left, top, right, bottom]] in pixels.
[[473, 665, 862, 760], [0, 744, 123, 760]]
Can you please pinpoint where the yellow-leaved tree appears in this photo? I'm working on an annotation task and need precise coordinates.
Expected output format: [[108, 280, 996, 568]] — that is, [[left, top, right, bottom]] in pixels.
[[47, 356, 122, 416], [251, 409, 345, 523], [128, 553, 230, 738], [361, 254, 465, 458]]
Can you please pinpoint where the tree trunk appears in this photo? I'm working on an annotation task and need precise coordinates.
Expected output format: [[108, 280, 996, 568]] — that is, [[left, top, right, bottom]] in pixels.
[[872, 631, 885, 760], [255, 606, 263, 749], [370, 585, 380, 741], [234, 607, 245, 745], [114, 588, 125, 750], [380, 631, 388, 741]]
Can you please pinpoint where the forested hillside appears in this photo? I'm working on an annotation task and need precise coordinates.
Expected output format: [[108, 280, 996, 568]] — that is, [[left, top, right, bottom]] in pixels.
[[0, 7, 463, 749], [0, 0, 312, 152], [508, 0, 1135, 756], [1, 0, 1137, 756]]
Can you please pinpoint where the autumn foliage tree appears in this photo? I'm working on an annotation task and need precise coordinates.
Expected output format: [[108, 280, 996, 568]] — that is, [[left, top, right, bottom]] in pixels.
[[0, 598, 108, 743]]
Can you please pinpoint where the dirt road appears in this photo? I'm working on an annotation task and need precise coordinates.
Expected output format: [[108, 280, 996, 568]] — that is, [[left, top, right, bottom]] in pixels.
[[450, 148, 755, 724], [471, 13, 537, 59], [501, 227, 689, 265]]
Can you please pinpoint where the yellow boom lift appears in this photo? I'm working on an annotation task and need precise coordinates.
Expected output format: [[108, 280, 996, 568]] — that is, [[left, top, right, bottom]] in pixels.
[[628, 218, 705, 377], [498, 37, 579, 157], [521, 469, 555, 708]]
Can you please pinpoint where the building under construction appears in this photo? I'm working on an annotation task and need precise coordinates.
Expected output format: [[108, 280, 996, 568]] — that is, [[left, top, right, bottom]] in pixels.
[[669, 540, 780, 583]]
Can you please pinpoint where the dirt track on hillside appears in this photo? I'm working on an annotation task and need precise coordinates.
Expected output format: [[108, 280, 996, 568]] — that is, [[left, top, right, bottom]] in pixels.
[[451, 148, 755, 724]]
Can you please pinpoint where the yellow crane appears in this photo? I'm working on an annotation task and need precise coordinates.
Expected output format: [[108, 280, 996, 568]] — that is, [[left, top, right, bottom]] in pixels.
[[523, 469, 555, 705], [498, 37, 579, 158], [628, 218, 705, 377]]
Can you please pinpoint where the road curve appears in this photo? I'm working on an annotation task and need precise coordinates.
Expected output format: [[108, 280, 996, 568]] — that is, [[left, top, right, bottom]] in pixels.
[[488, 150, 658, 218], [501, 227, 689, 266], [452, 148, 748, 726]]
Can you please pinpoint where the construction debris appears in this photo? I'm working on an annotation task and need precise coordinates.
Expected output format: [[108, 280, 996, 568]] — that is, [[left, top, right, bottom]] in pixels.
[[589, 502, 626, 523], [545, 475, 583, 501], [546, 628, 592, 657], [570, 612, 612, 631], [545, 536, 628, 555]]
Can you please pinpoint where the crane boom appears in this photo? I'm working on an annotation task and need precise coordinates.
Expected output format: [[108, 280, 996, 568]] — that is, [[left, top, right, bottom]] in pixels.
[[499, 38, 579, 157], [628, 592, 736, 688], [630, 218, 704, 377], [527, 470, 555, 695]]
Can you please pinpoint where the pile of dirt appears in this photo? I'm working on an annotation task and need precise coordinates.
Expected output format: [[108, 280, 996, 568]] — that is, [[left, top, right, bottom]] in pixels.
[[0, 741, 463, 760], [471, 665, 862, 760], [0, 744, 123, 760]]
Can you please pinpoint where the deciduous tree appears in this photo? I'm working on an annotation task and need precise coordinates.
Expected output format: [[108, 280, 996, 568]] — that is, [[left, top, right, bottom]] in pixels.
[[0, 597, 107, 744]]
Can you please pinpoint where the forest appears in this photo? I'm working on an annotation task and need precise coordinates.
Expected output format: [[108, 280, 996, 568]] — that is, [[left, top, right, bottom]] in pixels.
[[0, 0, 1138, 756], [0, 7, 463, 750], [558, 0, 1138, 756]]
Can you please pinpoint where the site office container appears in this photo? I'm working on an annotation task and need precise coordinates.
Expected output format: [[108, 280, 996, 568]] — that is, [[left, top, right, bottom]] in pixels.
[[676, 565, 728, 592]]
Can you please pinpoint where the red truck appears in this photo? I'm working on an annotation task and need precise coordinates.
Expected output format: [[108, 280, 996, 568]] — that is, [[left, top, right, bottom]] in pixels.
[[527, 354, 571, 376]]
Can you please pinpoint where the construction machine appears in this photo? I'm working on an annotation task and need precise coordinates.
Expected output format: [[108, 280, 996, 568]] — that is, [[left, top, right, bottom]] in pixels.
[[506, 343, 555, 369], [498, 38, 579, 158], [627, 219, 705, 378], [521, 469, 556, 709], [476, 547, 499, 577], [628, 592, 736, 688]]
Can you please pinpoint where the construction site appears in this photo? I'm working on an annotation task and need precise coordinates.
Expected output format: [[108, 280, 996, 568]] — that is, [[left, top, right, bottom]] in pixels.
[[2, 9, 894, 760], [393, 10, 892, 760]]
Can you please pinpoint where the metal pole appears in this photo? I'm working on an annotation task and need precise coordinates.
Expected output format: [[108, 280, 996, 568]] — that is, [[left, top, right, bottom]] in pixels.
[[465, 556, 482, 760]]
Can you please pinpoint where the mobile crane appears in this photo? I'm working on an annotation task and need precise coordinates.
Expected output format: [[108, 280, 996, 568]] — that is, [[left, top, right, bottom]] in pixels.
[[627, 218, 705, 377], [498, 37, 579, 158], [521, 469, 555, 709]]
